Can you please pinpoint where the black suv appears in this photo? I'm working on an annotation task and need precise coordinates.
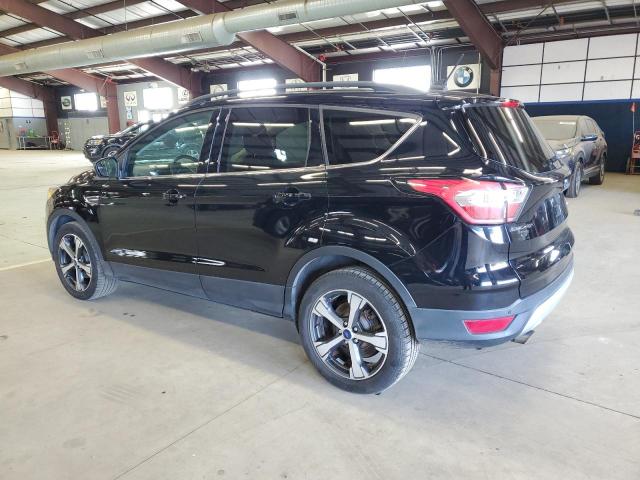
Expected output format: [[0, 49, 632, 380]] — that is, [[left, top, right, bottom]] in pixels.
[[46, 83, 574, 393], [83, 122, 151, 162]]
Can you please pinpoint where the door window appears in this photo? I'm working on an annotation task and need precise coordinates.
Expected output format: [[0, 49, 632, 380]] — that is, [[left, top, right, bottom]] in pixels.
[[322, 108, 419, 165], [125, 110, 214, 177], [579, 118, 593, 137], [218, 107, 322, 172]]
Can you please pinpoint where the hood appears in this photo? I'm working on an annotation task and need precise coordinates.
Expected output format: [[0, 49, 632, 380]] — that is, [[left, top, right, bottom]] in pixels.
[[68, 169, 96, 185], [547, 138, 577, 151]]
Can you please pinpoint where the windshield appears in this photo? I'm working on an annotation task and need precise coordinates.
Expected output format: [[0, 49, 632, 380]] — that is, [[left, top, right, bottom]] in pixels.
[[464, 105, 555, 173], [118, 122, 149, 136], [532, 118, 577, 141]]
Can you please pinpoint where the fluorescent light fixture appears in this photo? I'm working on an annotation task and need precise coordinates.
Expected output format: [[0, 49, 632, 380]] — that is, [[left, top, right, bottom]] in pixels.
[[238, 78, 277, 97], [143, 87, 174, 110], [373, 64, 431, 92], [74, 92, 98, 111], [175, 124, 211, 132], [233, 122, 295, 128], [348, 118, 418, 126]]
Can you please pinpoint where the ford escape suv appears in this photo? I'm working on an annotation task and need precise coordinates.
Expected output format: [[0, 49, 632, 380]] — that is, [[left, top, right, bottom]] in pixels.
[[46, 83, 574, 394]]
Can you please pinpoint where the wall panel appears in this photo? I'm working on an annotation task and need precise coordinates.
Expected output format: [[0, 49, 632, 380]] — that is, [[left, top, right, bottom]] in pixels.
[[502, 33, 638, 102]]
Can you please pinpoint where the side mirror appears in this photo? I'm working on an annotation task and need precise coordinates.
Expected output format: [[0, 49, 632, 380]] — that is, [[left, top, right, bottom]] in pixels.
[[94, 156, 118, 178], [581, 134, 598, 142]]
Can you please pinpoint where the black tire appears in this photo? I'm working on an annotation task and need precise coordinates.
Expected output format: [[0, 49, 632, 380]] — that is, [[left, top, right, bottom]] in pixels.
[[298, 267, 419, 394], [101, 145, 120, 158], [53, 221, 117, 300], [565, 161, 583, 198], [589, 156, 606, 185]]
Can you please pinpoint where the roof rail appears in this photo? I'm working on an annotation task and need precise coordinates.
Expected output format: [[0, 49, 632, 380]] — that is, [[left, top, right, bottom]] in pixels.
[[185, 81, 421, 107]]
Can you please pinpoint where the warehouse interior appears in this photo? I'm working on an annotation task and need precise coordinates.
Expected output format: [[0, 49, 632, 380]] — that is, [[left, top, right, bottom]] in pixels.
[[1, 0, 639, 478]]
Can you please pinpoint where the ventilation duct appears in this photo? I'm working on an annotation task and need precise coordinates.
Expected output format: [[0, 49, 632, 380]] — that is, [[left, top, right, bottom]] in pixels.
[[0, 0, 423, 77]]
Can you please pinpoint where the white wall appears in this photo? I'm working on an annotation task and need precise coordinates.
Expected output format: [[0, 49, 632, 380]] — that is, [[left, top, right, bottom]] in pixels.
[[57, 117, 109, 151], [0, 117, 48, 149], [0, 88, 45, 117], [501, 33, 640, 103], [116, 81, 188, 128]]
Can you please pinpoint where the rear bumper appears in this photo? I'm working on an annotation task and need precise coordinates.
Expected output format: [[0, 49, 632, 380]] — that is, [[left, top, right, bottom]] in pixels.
[[409, 259, 574, 346]]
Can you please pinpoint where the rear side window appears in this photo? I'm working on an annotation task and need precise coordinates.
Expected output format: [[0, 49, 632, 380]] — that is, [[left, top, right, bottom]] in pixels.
[[218, 107, 322, 172], [323, 109, 418, 165], [464, 105, 555, 173]]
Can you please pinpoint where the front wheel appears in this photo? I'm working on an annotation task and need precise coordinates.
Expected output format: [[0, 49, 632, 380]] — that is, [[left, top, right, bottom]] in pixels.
[[101, 145, 120, 158], [589, 157, 606, 185], [566, 162, 583, 198], [53, 222, 117, 300], [298, 267, 419, 394]]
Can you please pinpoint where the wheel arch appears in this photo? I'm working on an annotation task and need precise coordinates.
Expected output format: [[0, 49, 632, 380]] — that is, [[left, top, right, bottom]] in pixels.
[[284, 246, 417, 328], [47, 209, 112, 275]]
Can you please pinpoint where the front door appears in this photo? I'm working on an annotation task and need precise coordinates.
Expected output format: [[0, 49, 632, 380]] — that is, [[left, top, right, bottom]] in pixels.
[[195, 105, 328, 316], [98, 108, 218, 296]]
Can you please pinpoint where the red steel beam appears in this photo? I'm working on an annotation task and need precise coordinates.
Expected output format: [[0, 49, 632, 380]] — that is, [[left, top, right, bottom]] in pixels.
[[0, 0, 204, 96], [443, 0, 503, 70], [0, 0, 95, 39], [177, 0, 320, 81], [46, 68, 120, 133]]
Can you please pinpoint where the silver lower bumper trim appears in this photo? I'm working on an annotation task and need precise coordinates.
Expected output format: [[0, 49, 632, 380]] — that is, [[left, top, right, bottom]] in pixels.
[[521, 268, 574, 334]]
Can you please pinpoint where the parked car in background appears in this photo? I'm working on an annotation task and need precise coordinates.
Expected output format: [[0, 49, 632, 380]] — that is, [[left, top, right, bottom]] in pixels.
[[532, 115, 607, 197], [83, 122, 151, 163], [47, 83, 574, 394]]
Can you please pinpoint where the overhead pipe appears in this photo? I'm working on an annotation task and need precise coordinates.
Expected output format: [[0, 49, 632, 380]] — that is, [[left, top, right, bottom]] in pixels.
[[0, 0, 423, 77]]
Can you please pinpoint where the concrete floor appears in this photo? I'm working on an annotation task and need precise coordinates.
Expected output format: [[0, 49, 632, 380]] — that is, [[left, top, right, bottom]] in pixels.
[[1, 150, 639, 480]]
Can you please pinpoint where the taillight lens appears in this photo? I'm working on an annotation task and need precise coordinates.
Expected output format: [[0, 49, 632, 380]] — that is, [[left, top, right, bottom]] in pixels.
[[463, 316, 515, 335], [407, 178, 529, 225], [500, 99, 522, 108]]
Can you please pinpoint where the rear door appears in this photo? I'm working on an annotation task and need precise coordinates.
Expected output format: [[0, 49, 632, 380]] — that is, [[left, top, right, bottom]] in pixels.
[[194, 105, 328, 316], [464, 104, 574, 298]]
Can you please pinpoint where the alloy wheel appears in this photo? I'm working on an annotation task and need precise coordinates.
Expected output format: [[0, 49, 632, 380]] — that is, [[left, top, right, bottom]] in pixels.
[[575, 165, 582, 195], [58, 234, 92, 292], [599, 161, 605, 182], [309, 290, 389, 380]]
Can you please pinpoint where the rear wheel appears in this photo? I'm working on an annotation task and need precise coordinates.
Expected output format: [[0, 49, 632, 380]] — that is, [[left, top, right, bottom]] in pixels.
[[298, 267, 419, 394], [53, 222, 117, 300], [589, 156, 606, 185], [566, 161, 583, 198]]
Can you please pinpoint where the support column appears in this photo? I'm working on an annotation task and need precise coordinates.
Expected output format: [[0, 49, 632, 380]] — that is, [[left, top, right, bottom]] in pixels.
[[103, 82, 119, 133], [490, 68, 501, 97]]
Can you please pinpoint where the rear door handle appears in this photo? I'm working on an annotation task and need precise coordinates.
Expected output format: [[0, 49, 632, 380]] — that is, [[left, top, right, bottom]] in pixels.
[[163, 189, 186, 204]]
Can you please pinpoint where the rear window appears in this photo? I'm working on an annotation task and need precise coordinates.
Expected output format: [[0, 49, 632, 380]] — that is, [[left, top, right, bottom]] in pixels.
[[465, 105, 555, 173], [532, 118, 577, 141]]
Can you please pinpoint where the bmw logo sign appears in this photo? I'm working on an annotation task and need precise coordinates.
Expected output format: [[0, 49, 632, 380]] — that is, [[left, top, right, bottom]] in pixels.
[[453, 66, 474, 88]]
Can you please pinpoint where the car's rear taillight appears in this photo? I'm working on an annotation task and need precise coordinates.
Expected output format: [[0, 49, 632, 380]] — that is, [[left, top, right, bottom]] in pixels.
[[406, 179, 529, 225], [500, 99, 522, 108], [463, 316, 515, 335]]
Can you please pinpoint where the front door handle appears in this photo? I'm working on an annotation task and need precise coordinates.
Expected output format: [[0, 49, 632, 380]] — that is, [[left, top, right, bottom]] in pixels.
[[163, 189, 186, 205]]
